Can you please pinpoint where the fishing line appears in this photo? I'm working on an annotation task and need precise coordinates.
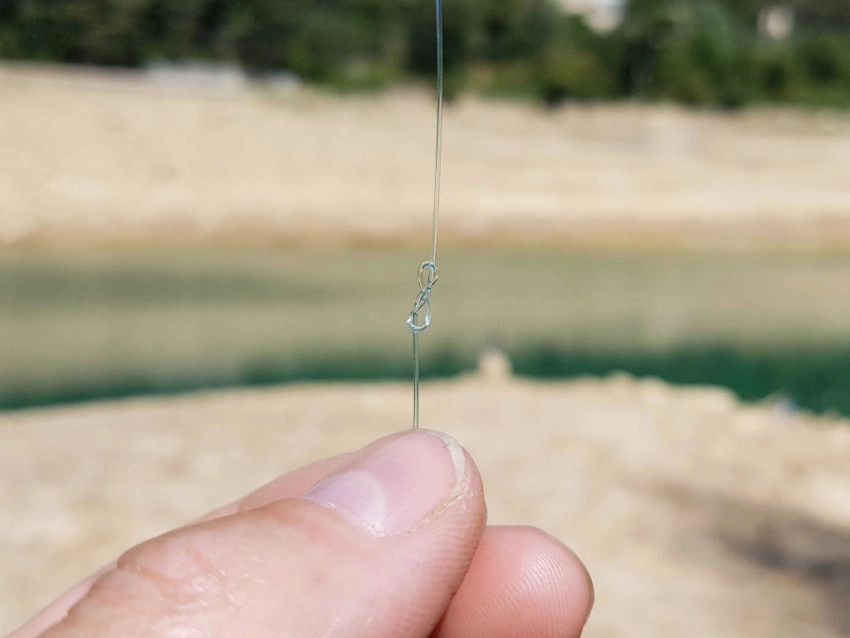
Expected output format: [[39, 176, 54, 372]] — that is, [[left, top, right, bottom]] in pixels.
[[406, 0, 444, 430]]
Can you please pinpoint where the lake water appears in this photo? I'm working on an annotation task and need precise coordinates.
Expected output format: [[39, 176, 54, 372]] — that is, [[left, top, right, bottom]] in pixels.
[[2, 244, 849, 414]]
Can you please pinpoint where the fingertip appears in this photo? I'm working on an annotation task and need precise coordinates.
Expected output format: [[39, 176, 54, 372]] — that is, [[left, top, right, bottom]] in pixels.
[[514, 526, 594, 630], [39, 430, 489, 638], [436, 525, 594, 638], [18, 431, 489, 638]]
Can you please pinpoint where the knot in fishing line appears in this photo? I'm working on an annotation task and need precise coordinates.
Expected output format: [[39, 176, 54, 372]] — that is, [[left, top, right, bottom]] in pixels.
[[406, 261, 439, 333]]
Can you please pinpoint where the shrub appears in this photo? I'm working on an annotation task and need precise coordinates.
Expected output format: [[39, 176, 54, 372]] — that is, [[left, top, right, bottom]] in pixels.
[[0, 0, 849, 109], [754, 45, 802, 102], [795, 33, 850, 85], [539, 46, 612, 105]]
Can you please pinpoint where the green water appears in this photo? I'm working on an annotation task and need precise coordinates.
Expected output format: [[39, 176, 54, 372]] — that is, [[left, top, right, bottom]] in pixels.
[[2, 245, 850, 415]]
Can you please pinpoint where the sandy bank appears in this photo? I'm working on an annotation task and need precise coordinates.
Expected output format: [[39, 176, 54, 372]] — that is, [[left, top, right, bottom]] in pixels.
[[4, 64, 850, 249], [2, 371, 849, 636]]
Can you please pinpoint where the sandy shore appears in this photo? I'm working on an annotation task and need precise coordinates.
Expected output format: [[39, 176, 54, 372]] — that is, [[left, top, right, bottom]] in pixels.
[[3, 369, 849, 637], [3, 64, 850, 248], [3, 64, 850, 636]]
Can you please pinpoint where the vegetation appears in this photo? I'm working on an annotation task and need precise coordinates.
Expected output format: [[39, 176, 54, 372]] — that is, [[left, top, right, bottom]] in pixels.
[[1, 0, 850, 107]]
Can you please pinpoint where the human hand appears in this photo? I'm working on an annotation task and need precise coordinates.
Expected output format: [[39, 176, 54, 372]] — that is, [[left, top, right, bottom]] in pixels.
[[11, 430, 593, 637]]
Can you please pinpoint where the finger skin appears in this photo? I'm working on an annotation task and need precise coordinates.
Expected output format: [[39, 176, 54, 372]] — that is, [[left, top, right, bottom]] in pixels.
[[38, 432, 487, 638], [7, 574, 103, 638], [13, 432, 594, 638], [16, 526, 593, 638], [433, 526, 594, 638], [10, 453, 357, 638], [198, 452, 357, 521]]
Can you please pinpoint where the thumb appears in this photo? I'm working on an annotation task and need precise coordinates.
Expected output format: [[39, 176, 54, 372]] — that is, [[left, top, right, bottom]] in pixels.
[[42, 431, 486, 638]]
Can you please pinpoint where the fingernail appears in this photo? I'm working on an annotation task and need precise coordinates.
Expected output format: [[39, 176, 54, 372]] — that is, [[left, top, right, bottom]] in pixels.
[[303, 430, 465, 536]]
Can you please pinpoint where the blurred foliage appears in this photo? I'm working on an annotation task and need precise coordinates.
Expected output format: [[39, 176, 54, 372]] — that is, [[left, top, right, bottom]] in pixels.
[[1, 0, 850, 106], [512, 344, 850, 417]]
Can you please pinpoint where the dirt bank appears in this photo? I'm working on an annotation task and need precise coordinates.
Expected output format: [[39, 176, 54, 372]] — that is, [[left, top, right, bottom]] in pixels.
[[3, 371, 849, 636], [4, 64, 850, 249]]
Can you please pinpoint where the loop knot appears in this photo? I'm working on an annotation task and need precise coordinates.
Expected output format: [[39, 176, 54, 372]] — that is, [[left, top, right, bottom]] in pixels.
[[406, 261, 439, 333]]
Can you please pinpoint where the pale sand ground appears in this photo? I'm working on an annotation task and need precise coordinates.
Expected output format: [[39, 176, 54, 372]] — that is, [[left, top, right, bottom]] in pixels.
[[2, 368, 850, 637], [3, 64, 850, 248]]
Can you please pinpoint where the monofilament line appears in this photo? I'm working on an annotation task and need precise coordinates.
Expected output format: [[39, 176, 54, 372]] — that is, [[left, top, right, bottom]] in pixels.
[[431, 0, 443, 266], [406, 0, 444, 430]]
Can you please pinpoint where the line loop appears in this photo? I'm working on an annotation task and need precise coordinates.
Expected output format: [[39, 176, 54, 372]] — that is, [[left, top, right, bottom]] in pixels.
[[406, 261, 439, 333]]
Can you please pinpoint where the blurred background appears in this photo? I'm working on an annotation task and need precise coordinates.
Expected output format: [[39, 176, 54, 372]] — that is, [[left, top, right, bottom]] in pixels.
[[2, 0, 850, 412], [2, 1, 850, 636]]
